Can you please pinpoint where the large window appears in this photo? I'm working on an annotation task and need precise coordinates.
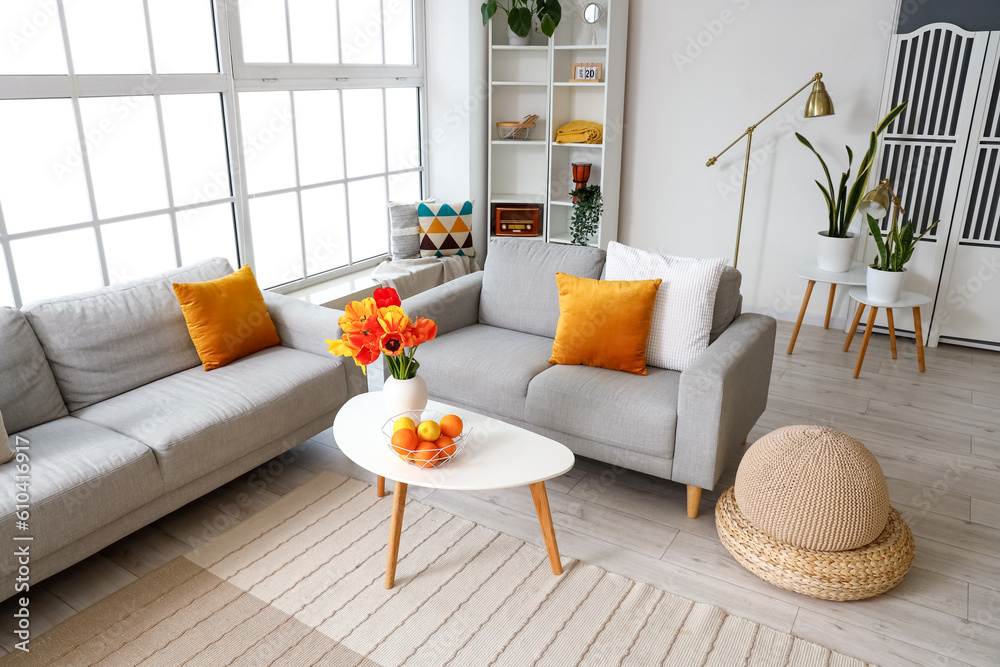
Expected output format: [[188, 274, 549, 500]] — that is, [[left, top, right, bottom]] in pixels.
[[0, 0, 424, 306]]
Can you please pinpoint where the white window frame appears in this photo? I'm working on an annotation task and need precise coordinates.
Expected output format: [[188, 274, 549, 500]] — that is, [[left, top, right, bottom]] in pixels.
[[0, 0, 243, 308], [225, 0, 428, 292]]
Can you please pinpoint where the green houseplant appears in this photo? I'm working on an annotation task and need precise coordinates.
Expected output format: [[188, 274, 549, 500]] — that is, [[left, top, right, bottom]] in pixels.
[[481, 1, 562, 40], [864, 213, 938, 303], [569, 184, 602, 246], [795, 100, 908, 272]]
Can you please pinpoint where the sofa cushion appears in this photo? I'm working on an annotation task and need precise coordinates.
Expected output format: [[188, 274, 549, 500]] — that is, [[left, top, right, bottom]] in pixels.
[[711, 266, 742, 343], [525, 364, 681, 459], [0, 410, 10, 464], [0, 417, 162, 576], [0, 307, 68, 432], [480, 238, 605, 338], [72, 346, 347, 489], [415, 324, 555, 422], [22, 258, 233, 411]]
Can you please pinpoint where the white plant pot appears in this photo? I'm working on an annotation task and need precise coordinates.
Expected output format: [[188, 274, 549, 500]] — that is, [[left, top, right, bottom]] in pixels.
[[866, 266, 907, 304], [816, 231, 858, 273], [507, 26, 531, 46], [383, 375, 428, 417]]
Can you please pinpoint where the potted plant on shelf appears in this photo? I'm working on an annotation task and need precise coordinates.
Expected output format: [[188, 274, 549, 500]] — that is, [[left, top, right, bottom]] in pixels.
[[481, 1, 562, 46], [865, 214, 938, 303], [569, 184, 602, 246], [795, 100, 908, 273]]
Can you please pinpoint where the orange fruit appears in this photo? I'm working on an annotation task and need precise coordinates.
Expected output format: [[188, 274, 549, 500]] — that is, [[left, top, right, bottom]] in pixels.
[[416, 420, 441, 442], [411, 441, 440, 467], [390, 428, 418, 456], [435, 435, 456, 459], [439, 414, 463, 438]]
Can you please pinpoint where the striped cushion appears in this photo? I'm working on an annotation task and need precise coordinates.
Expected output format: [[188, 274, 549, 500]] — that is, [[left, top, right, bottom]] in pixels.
[[417, 201, 476, 258], [604, 242, 726, 372]]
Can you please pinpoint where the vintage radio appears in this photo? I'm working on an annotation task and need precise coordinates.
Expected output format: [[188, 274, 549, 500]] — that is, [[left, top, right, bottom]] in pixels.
[[493, 204, 542, 237]]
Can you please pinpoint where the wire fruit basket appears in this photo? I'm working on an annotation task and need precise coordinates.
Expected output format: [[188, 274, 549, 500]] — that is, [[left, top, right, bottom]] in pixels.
[[496, 114, 539, 141], [382, 410, 472, 469]]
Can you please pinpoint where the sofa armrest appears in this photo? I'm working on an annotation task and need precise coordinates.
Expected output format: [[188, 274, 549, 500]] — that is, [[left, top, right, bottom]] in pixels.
[[400, 271, 483, 337], [263, 292, 367, 397], [673, 313, 776, 490]]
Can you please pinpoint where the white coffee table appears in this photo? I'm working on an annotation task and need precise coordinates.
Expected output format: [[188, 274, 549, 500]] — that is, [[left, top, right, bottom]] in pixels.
[[332, 392, 575, 588], [788, 261, 868, 354]]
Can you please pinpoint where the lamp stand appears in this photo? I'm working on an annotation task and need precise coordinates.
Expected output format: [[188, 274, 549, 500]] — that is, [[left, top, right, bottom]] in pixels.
[[733, 128, 754, 268]]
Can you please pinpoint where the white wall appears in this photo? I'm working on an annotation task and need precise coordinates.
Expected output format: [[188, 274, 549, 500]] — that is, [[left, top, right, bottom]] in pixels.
[[424, 0, 488, 259], [618, 0, 897, 326]]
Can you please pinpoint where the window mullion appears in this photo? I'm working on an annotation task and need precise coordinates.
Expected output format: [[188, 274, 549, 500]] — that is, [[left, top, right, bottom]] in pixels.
[[288, 91, 308, 282], [338, 90, 354, 268], [0, 202, 23, 309]]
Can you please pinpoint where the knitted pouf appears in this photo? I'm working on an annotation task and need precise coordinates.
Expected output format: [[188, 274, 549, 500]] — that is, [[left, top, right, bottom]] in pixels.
[[716, 425, 915, 601]]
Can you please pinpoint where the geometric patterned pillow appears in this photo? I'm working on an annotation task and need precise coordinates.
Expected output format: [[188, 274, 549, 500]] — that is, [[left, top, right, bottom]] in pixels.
[[417, 200, 476, 258]]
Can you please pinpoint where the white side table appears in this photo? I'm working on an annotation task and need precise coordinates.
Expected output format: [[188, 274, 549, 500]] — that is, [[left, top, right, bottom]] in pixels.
[[844, 288, 932, 378], [788, 261, 868, 355]]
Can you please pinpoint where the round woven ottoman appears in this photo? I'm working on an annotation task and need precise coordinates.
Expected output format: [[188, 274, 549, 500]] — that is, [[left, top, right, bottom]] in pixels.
[[716, 425, 915, 601]]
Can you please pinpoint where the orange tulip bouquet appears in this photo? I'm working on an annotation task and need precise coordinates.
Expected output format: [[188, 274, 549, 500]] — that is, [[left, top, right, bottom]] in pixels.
[[325, 287, 437, 379]]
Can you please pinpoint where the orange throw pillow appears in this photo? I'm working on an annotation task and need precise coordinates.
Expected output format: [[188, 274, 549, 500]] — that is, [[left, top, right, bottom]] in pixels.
[[550, 272, 662, 375], [173, 265, 281, 371]]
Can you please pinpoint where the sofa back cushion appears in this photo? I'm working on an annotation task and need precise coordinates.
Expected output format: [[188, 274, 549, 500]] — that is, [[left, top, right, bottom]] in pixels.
[[22, 258, 233, 411], [0, 308, 68, 432], [480, 238, 606, 338], [710, 266, 743, 343]]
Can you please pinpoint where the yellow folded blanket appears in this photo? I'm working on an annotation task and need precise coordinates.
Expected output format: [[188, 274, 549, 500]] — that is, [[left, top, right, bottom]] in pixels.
[[555, 120, 603, 144]]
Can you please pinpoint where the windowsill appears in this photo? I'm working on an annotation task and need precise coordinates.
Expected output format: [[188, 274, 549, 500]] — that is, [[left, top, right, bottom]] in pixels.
[[282, 266, 380, 310]]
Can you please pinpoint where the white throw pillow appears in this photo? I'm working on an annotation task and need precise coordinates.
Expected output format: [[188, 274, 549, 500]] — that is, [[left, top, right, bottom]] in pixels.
[[604, 242, 727, 372], [0, 410, 12, 464]]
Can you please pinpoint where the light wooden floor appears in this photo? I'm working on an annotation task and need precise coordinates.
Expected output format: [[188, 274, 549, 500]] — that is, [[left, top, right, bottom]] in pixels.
[[2, 320, 999, 666]]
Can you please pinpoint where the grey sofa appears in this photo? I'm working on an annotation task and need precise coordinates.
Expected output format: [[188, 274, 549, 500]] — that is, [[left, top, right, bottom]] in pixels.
[[402, 239, 776, 518], [0, 258, 365, 598]]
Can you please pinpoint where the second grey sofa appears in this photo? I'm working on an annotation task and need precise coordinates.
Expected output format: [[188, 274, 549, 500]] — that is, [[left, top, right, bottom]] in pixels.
[[402, 239, 776, 518]]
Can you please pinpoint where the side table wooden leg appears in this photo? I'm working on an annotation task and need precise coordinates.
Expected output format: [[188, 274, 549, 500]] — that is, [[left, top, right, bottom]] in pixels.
[[886, 309, 898, 359], [854, 306, 878, 378], [844, 302, 866, 352], [913, 306, 926, 372], [824, 283, 837, 329], [377, 475, 385, 498], [529, 482, 563, 575], [385, 481, 408, 589], [788, 280, 815, 355]]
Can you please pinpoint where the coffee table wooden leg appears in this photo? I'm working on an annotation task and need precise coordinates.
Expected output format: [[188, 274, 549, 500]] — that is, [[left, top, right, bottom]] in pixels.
[[825, 283, 837, 329], [385, 481, 407, 589], [376, 475, 385, 497], [886, 309, 897, 359], [913, 306, 926, 373], [854, 306, 878, 378], [787, 280, 815, 355], [844, 301, 866, 352], [529, 482, 562, 575]]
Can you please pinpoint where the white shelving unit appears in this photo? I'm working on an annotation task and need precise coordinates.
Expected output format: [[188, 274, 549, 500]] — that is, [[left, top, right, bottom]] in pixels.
[[486, 1, 629, 248]]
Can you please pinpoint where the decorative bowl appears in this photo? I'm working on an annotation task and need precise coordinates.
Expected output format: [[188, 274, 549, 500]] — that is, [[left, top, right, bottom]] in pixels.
[[381, 410, 472, 469]]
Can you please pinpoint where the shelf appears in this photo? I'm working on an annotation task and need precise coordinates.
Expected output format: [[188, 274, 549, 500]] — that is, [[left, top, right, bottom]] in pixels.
[[492, 45, 549, 51], [553, 81, 606, 87], [491, 193, 546, 204], [492, 81, 548, 87], [552, 142, 604, 148], [550, 199, 573, 207], [554, 44, 607, 50], [549, 232, 597, 247], [492, 140, 546, 146]]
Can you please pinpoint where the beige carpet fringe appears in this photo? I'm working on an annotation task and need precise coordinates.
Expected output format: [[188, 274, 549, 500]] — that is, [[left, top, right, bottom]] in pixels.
[[2, 472, 876, 666]]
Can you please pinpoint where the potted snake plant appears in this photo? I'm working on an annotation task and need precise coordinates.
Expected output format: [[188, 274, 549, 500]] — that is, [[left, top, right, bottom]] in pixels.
[[796, 100, 908, 273], [481, 1, 562, 46], [865, 214, 938, 303]]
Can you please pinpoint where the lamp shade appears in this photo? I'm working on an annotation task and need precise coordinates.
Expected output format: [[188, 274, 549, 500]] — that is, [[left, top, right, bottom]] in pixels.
[[804, 81, 835, 118], [859, 179, 892, 219]]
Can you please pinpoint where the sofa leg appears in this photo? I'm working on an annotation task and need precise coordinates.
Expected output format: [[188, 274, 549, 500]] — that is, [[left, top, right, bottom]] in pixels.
[[686, 485, 703, 519]]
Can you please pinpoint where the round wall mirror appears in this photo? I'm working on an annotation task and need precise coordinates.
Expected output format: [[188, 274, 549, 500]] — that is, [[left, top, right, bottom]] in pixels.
[[583, 3, 602, 24]]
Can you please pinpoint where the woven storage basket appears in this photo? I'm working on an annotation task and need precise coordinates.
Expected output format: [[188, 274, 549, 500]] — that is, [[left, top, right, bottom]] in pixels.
[[716, 487, 915, 601]]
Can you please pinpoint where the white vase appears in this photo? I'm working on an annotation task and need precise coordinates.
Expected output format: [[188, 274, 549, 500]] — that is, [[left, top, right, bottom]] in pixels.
[[507, 25, 531, 46], [816, 231, 858, 273], [383, 375, 428, 417], [867, 266, 907, 304]]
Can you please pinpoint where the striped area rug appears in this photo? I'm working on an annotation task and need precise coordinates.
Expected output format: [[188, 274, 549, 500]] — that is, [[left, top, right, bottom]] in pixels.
[[5, 472, 873, 666]]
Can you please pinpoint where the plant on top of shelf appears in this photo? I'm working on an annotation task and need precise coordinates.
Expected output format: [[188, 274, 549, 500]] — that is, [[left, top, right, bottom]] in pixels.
[[569, 184, 602, 245], [481, 0, 563, 38], [865, 214, 938, 272], [795, 101, 908, 239]]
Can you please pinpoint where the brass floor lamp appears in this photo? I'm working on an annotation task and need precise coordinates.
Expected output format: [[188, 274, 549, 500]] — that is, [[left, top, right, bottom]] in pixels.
[[706, 72, 835, 267]]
